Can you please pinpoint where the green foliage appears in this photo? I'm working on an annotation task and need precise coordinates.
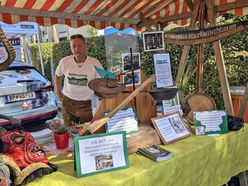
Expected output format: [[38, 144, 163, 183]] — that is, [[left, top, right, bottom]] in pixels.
[[29, 36, 107, 83], [29, 16, 248, 110], [52, 40, 72, 70], [29, 42, 55, 81], [85, 36, 107, 69], [104, 34, 140, 70], [141, 15, 248, 109], [54, 126, 68, 135], [87, 25, 98, 37], [50, 121, 69, 135]]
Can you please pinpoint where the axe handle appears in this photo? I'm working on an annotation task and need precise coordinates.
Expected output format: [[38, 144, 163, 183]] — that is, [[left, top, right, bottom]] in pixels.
[[79, 74, 156, 135], [238, 82, 248, 118]]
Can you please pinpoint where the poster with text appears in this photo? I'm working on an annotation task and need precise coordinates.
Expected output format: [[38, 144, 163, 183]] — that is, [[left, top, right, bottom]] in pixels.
[[194, 110, 228, 135], [153, 53, 173, 88], [0, 37, 21, 64], [162, 86, 183, 115], [105, 107, 139, 135], [74, 131, 129, 178]]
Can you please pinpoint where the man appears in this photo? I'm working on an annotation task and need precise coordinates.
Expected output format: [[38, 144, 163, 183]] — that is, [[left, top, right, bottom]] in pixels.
[[55, 34, 103, 126]]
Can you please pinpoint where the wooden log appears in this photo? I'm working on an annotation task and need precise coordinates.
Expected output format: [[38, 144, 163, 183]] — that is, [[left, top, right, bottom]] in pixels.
[[127, 123, 161, 154]]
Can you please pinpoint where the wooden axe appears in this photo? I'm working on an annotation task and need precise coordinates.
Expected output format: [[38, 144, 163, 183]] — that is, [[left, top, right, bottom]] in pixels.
[[238, 82, 248, 119], [79, 74, 156, 136]]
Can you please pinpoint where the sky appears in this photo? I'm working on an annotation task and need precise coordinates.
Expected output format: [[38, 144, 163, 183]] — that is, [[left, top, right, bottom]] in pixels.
[[104, 27, 140, 37]]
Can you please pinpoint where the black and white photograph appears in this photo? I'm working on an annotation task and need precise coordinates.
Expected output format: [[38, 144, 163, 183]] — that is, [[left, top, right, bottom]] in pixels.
[[121, 53, 140, 72], [143, 31, 165, 52], [168, 115, 187, 134], [195, 126, 206, 135]]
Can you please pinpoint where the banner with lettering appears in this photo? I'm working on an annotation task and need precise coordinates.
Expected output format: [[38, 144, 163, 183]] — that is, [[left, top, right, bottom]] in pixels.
[[0, 37, 21, 64]]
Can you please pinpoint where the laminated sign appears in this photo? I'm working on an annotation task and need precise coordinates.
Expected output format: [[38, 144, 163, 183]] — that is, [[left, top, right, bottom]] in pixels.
[[74, 131, 129, 178], [194, 110, 228, 135]]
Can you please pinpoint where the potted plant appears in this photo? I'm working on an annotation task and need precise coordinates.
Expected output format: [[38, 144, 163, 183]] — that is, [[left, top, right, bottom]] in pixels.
[[50, 122, 70, 149]]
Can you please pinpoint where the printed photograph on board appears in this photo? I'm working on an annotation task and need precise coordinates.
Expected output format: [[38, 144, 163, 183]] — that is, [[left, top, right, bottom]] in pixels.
[[143, 31, 165, 52], [95, 154, 114, 170]]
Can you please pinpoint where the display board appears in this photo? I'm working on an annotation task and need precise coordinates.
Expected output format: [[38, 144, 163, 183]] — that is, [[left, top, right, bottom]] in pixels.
[[74, 131, 129, 178]]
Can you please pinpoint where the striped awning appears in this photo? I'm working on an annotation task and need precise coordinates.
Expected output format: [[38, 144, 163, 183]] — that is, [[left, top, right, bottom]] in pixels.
[[0, 0, 247, 30]]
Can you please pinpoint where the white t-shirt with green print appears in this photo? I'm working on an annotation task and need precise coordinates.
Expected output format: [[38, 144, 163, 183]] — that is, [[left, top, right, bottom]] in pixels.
[[56, 55, 102, 101]]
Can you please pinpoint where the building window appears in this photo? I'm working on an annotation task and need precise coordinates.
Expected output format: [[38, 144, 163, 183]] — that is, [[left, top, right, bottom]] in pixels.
[[59, 37, 67, 41]]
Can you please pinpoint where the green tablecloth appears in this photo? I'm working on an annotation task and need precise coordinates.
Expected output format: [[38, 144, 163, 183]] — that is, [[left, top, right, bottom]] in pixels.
[[28, 124, 248, 186]]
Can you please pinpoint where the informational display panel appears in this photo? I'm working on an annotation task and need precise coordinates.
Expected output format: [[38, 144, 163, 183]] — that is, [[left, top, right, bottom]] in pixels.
[[74, 131, 129, 178]]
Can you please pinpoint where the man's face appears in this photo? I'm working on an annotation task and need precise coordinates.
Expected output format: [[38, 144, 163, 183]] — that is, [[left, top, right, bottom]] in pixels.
[[70, 38, 86, 59]]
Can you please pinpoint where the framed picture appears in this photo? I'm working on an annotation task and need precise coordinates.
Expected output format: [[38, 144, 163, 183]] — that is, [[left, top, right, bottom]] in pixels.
[[151, 112, 192, 144], [143, 31, 165, 52], [121, 53, 140, 72], [74, 131, 129, 178], [123, 70, 141, 87]]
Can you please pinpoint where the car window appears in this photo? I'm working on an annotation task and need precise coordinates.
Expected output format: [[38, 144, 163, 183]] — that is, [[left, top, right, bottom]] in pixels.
[[0, 68, 49, 87]]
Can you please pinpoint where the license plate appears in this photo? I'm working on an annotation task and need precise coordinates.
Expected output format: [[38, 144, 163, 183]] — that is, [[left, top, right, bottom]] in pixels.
[[4, 92, 36, 103]]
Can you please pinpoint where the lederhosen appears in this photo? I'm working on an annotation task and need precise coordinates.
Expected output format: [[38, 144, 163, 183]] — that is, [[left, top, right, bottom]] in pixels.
[[61, 95, 93, 126]]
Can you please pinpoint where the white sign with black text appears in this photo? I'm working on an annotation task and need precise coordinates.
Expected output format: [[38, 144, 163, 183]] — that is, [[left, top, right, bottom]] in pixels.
[[74, 132, 129, 178], [153, 53, 173, 88]]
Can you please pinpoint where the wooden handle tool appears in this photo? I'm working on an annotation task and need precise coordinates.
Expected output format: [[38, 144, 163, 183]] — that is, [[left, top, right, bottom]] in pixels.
[[79, 74, 156, 136]]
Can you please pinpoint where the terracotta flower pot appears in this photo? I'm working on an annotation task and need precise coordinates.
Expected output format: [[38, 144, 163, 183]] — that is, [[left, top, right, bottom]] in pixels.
[[54, 133, 70, 149]]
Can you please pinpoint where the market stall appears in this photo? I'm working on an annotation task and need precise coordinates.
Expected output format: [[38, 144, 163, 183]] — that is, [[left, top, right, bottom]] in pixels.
[[27, 125, 248, 186], [0, 0, 248, 185]]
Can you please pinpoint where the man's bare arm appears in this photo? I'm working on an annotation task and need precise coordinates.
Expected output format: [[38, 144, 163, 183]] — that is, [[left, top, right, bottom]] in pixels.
[[54, 74, 63, 101]]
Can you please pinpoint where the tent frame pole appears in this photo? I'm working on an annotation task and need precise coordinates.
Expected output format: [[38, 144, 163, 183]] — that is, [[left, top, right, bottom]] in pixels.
[[37, 31, 45, 76]]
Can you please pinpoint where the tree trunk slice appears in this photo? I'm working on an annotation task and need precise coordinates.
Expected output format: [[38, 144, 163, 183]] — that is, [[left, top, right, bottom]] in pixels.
[[126, 123, 161, 154], [185, 93, 216, 124]]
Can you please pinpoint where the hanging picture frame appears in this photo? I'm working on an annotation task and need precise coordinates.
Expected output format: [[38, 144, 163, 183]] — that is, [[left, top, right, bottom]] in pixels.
[[143, 31, 165, 52], [121, 53, 141, 86], [151, 112, 192, 144]]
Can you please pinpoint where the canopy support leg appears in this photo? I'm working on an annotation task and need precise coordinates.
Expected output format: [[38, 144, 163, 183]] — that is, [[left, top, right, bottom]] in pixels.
[[206, 0, 234, 115]]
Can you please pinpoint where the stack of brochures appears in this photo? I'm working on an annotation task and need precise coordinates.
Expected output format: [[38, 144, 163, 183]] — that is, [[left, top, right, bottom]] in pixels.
[[137, 145, 173, 162]]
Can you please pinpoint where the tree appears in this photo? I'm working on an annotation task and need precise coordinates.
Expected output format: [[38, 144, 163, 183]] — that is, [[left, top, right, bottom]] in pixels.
[[87, 25, 98, 37]]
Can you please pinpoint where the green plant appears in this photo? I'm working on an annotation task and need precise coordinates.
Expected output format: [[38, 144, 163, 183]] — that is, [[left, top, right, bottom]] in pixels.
[[50, 121, 69, 135]]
